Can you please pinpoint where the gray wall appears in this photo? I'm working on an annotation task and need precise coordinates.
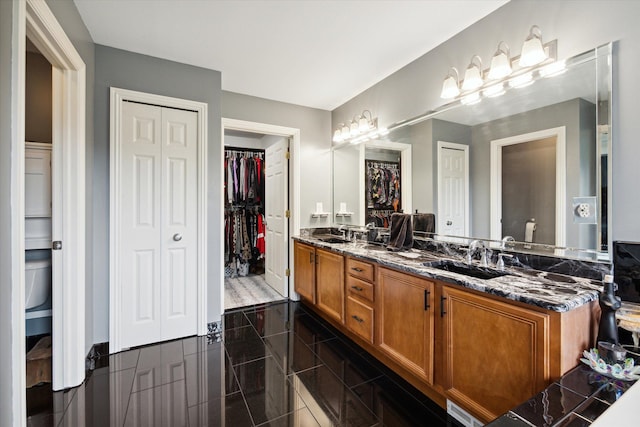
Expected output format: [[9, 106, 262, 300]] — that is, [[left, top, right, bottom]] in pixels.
[[94, 45, 222, 341], [25, 52, 52, 143], [501, 137, 556, 244], [222, 91, 332, 229], [332, 0, 640, 245]]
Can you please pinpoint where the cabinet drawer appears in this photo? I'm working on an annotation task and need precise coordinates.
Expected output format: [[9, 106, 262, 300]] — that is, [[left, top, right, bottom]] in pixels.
[[346, 296, 374, 344], [347, 258, 374, 282], [347, 276, 374, 303]]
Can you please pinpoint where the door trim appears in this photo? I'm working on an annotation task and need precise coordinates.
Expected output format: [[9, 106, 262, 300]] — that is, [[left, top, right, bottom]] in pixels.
[[437, 141, 470, 236], [490, 126, 566, 246], [221, 118, 300, 315], [110, 88, 208, 353], [25, 0, 87, 392]]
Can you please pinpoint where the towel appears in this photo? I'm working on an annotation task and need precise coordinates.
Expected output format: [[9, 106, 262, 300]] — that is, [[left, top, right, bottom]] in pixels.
[[387, 213, 413, 251], [413, 213, 435, 233]]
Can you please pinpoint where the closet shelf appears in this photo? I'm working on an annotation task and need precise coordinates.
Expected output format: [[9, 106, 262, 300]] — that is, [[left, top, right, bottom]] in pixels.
[[311, 212, 330, 218], [335, 212, 354, 217]]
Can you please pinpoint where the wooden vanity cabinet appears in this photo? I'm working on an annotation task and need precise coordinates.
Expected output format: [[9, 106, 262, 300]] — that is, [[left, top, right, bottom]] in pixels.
[[315, 249, 345, 324], [440, 285, 550, 421], [293, 242, 316, 302], [377, 267, 435, 385], [293, 240, 598, 424], [294, 241, 345, 324]]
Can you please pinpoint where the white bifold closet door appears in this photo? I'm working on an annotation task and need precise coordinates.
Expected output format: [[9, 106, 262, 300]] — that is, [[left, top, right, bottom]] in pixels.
[[119, 101, 198, 349]]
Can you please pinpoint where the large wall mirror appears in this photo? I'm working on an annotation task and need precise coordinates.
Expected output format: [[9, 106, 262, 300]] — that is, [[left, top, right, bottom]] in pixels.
[[332, 43, 613, 261]]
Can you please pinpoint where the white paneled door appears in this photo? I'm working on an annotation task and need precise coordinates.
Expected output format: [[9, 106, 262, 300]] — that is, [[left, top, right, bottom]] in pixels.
[[119, 101, 198, 349], [264, 138, 289, 296], [437, 143, 468, 237]]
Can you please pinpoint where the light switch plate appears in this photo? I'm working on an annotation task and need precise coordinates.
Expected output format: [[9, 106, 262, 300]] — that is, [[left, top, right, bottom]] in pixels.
[[572, 196, 597, 224]]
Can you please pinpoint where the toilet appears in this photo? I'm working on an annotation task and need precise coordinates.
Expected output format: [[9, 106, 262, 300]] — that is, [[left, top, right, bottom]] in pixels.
[[25, 258, 51, 310]]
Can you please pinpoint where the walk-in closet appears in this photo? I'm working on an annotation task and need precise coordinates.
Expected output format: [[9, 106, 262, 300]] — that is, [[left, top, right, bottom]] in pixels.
[[365, 152, 402, 226], [223, 130, 288, 310]]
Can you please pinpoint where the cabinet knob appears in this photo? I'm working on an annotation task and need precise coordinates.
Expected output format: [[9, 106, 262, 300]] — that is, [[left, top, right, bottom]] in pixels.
[[446, 221, 452, 226], [173, 233, 182, 242]]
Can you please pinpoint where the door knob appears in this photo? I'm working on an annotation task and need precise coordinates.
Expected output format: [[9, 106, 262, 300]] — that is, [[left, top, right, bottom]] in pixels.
[[446, 221, 452, 226], [173, 233, 182, 242]]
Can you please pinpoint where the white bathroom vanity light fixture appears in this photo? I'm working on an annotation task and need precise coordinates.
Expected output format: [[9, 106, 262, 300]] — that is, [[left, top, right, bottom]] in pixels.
[[487, 41, 512, 80], [519, 25, 547, 67], [440, 67, 461, 99], [461, 55, 484, 91], [439, 25, 558, 103], [332, 110, 386, 144]]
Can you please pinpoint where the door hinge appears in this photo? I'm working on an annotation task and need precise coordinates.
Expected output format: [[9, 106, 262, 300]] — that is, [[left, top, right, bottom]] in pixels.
[[285, 150, 290, 160], [285, 210, 290, 218], [285, 268, 290, 277]]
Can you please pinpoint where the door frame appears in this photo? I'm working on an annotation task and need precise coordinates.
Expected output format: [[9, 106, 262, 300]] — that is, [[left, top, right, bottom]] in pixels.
[[437, 141, 470, 236], [22, 0, 87, 393], [490, 126, 566, 246], [221, 118, 300, 309], [110, 87, 208, 353]]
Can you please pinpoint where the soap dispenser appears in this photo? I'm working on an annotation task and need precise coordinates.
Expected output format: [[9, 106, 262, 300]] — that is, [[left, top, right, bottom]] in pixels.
[[597, 274, 622, 345]]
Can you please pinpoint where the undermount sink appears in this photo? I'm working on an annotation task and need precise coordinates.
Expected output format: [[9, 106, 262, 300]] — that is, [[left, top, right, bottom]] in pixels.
[[426, 260, 509, 280]]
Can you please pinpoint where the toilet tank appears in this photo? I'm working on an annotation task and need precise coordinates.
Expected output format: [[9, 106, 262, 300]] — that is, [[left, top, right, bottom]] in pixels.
[[25, 258, 51, 309]]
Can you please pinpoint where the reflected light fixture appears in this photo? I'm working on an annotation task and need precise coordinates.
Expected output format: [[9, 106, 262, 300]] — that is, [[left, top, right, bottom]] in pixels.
[[332, 126, 343, 143], [461, 55, 484, 91], [519, 25, 547, 67], [509, 72, 534, 88], [487, 41, 512, 80], [460, 92, 481, 105], [333, 110, 380, 144], [440, 67, 460, 99], [539, 60, 567, 78], [483, 83, 506, 98]]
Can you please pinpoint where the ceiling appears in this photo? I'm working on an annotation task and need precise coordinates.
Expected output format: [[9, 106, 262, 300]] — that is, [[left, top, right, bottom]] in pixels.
[[73, 0, 508, 111]]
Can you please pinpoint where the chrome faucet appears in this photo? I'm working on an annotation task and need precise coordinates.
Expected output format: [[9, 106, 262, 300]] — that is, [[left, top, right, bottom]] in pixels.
[[496, 253, 514, 271], [466, 240, 487, 266], [338, 224, 350, 240], [501, 235, 515, 249]]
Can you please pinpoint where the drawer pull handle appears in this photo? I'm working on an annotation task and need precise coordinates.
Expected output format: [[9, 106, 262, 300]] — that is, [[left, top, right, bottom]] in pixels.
[[351, 285, 364, 292], [440, 296, 447, 317], [424, 290, 430, 311], [352, 267, 364, 272], [351, 315, 364, 323]]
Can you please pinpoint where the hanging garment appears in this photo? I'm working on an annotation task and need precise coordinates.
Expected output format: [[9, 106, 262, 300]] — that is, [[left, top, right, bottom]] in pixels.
[[256, 214, 266, 257]]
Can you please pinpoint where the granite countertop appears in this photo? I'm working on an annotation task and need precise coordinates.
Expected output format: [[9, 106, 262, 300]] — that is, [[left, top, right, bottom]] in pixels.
[[294, 235, 603, 313]]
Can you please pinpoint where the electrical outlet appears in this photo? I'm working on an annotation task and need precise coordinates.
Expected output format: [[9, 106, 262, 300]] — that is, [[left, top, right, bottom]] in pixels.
[[572, 197, 597, 224], [576, 203, 590, 218]]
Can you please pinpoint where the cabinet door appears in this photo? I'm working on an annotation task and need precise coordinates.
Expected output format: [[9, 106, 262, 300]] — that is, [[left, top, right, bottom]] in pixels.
[[25, 147, 52, 217], [377, 267, 434, 384], [294, 242, 316, 303], [441, 285, 549, 422], [316, 249, 345, 324]]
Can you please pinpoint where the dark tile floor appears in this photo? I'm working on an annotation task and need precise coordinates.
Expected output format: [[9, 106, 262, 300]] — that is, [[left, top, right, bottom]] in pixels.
[[27, 300, 463, 427]]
